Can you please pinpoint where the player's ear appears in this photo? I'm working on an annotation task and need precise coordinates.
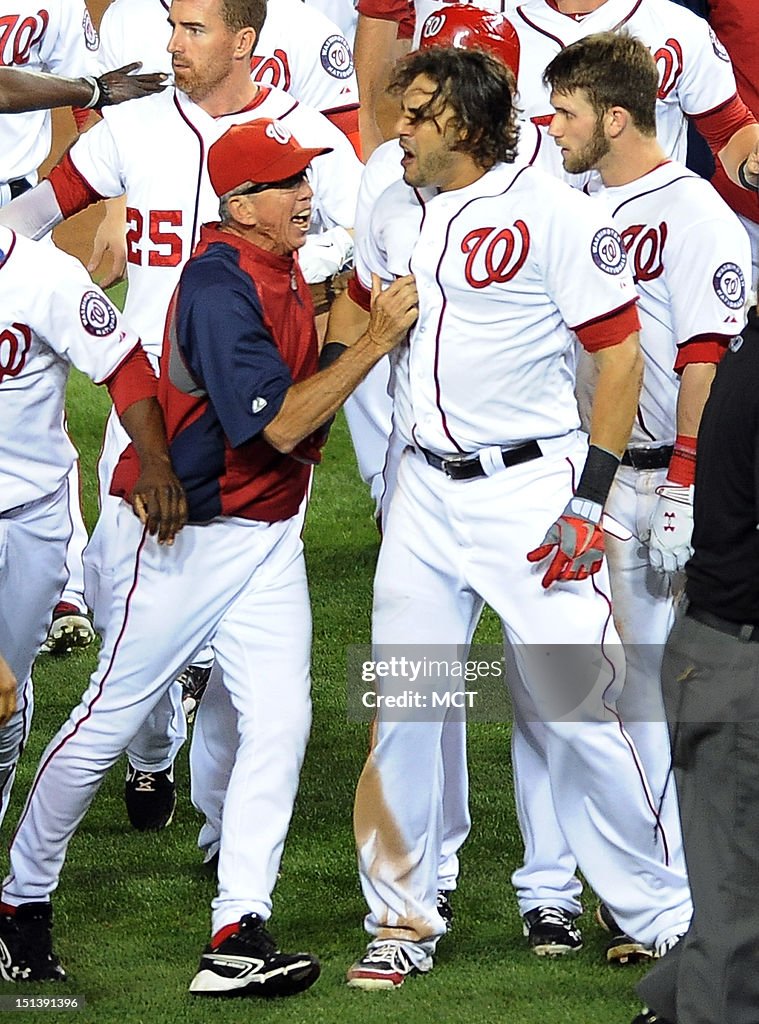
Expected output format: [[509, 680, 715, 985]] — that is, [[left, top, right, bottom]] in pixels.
[[606, 106, 629, 140], [235, 27, 257, 60]]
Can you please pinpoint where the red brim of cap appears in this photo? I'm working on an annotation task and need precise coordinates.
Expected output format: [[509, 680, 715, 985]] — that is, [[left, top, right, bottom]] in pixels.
[[247, 145, 333, 185]]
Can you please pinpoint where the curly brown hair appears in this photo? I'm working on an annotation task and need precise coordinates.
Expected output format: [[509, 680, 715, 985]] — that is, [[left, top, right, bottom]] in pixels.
[[389, 48, 520, 169]]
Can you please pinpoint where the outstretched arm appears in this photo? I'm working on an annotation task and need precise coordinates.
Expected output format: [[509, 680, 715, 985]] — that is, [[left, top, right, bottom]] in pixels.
[[0, 63, 166, 113]]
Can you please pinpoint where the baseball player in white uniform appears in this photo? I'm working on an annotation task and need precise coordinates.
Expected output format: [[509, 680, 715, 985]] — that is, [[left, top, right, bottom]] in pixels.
[[0, 117, 417, 994], [506, 30, 753, 965], [349, 0, 759, 958], [345, 46, 692, 990], [341, 7, 527, 917], [0, 1, 99, 656], [0, 221, 186, 835], [0, 0, 363, 831], [93, 0, 359, 287], [507, 4, 759, 955]]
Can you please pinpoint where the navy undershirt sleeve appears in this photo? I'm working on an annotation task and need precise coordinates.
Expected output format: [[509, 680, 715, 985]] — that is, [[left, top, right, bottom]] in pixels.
[[176, 246, 293, 448]]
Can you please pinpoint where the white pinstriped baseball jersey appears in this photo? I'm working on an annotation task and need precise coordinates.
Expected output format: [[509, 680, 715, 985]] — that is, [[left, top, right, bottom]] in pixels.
[[390, 162, 637, 453], [0, 225, 140, 509], [0, 0, 99, 184], [67, 85, 361, 356], [584, 159, 752, 446]]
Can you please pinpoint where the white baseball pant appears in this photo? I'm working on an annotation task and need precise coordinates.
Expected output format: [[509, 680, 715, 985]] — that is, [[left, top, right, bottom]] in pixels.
[[355, 434, 692, 955], [0, 481, 71, 827], [511, 464, 688, 915], [4, 502, 312, 936], [85, 408, 187, 773]]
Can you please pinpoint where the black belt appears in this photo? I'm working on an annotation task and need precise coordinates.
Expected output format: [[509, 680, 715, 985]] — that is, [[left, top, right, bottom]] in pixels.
[[419, 440, 542, 480], [8, 176, 31, 199], [621, 445, 673, 470], [686, 603, 759, 643]]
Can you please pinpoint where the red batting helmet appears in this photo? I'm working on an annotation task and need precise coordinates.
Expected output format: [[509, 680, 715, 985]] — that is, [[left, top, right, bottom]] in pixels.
[[419, 5, 520, 78]]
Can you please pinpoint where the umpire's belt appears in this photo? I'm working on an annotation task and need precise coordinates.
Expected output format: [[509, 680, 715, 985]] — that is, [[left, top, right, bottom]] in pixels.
[[7, 176, 31, 199], [621, 445, 673, 470], [419, 440, 542, 480], [685, 603, 759, 643]]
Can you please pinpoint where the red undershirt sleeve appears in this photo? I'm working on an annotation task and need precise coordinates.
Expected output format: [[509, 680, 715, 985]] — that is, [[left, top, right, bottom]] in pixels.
[[573, 299, 640, 353]]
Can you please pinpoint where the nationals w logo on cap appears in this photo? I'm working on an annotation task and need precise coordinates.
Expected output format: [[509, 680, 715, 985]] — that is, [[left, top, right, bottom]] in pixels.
[[207, 119, 333, 196], [265, 120, 292, 145]]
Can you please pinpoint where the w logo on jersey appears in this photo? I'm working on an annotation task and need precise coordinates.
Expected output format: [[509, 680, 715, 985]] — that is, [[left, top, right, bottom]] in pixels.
[[654, 38, 684, 100], [621, 223, 667, 284], [0, 323, 31, 383], [461, 222, 530, 289], [265, 121, 292, 145], [250, 49, 292, 92], [0, 11, 49, 66]]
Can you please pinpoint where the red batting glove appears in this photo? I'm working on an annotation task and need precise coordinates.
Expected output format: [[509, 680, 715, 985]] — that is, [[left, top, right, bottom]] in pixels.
[[527, 498, 606, 589]]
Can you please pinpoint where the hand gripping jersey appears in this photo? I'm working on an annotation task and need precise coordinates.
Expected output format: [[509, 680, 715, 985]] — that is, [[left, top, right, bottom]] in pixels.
[[50, 85, 361, 357], [580, 159, 752, 445], [0, 0, 99, 184], [0, 224, 142, 511]]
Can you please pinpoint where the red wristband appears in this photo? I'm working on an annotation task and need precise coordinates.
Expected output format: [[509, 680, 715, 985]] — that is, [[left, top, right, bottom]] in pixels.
[[667, 433, 697, 486]]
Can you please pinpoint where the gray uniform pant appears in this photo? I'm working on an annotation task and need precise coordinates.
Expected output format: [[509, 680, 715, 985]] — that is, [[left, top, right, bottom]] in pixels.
[[638, 606, 759, 1024]]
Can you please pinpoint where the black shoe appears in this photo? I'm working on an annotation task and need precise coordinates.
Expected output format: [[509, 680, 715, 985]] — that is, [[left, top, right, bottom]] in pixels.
[[631, 1011, 674, 1024], [124, 762, 176, 831], [0, 903, 66, 982], [596, 902, 654, 965], [189, 914, 320, 997], [436, 890, 454, 928], [522, 906, 583, 957], [179, 664, 212, 724]]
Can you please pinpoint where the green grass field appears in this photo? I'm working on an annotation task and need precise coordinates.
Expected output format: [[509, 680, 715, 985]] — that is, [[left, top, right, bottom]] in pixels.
[[0, 364, 648, 1023]]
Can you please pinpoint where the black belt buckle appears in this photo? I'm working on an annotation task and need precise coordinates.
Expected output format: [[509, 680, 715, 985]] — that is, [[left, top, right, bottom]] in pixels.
[[621, 445, 674, 470], [439, 453, 483, 480], [8, 176, 31, 200]]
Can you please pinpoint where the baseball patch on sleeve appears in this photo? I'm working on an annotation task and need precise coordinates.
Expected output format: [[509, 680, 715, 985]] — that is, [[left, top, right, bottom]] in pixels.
[[80, 291, 118, 337], [320, 35, 354, 80], [713, 262, 745, 309], [590, 227, 627, 276], [708, 26, 730, 63], [83, 9, 99, 51]]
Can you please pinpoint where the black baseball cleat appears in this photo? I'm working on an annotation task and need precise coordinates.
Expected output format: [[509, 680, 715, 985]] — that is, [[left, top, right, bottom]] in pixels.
[[188, 914, 320, 997], [0, 903, 67, 982], [596, 902, 654, 965], [436, 890, 454, 929], [522, 906, 583, 957], [124, 762, 176, 831], [178, 664, 212, 724], [631, 1010, 674, 1024]]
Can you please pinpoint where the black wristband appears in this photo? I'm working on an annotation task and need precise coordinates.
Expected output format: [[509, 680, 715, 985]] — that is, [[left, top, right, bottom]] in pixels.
[[738, 159, 759, 193], [94, 74, 114, 110], [575, 444, 620, 506], [318, 341, 348, 371]]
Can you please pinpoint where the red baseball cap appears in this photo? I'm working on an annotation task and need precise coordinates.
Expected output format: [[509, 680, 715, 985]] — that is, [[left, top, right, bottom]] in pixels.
[[207, 119, 333, 196], [419, 5, 521, 78]]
